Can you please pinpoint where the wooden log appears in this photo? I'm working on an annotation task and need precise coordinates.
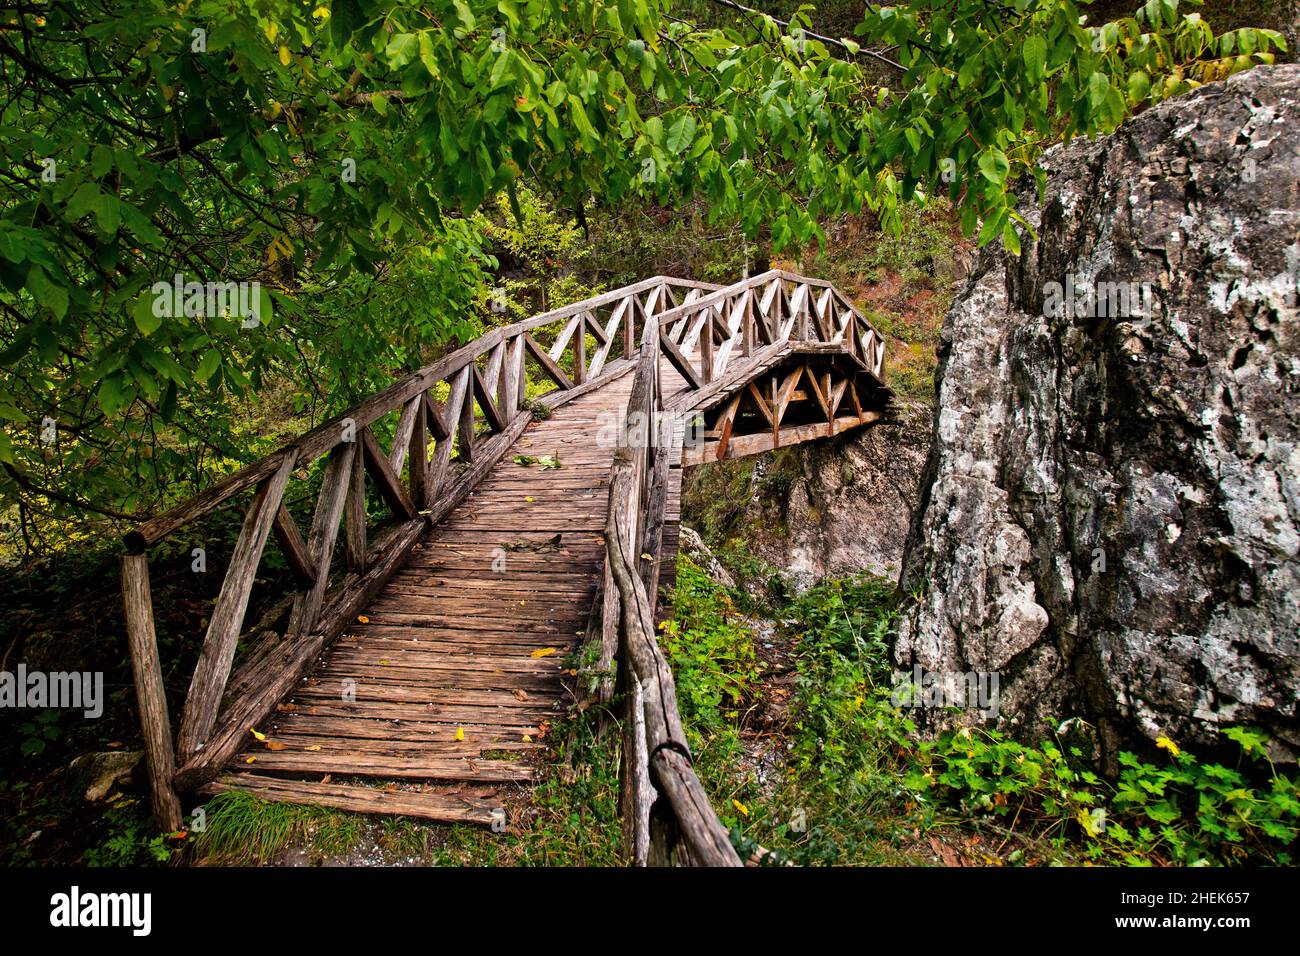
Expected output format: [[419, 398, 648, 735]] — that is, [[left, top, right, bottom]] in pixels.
[[620, 670, 651, 866], [284, 442, 355, 641], [361, 427, 417, 519], [523, 333, 575, 390], [119, 554, 183, 832], [343, 433, 367, 570], [200, 774, 504, 826], [651, 748, 743, 867], [177, 452, 296, 757], [272, 505, 316, 588]]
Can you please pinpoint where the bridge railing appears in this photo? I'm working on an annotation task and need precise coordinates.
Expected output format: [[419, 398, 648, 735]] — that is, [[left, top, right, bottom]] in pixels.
[[596, 269, 887, 865], [652, 268, 886, 408], [119, 276, 719, 830], [602, 310, 743, 866]]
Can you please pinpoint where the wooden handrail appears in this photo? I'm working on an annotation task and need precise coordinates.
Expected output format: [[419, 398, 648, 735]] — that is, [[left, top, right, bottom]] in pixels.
[[602, 312, 743, 867], [595, 269, 888, 865], [120, 277, 714, 824], [123, 276, 722, 553]]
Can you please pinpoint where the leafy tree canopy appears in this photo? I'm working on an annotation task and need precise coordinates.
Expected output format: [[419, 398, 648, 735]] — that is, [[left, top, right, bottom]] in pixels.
[[0, 0, 1284, 548]]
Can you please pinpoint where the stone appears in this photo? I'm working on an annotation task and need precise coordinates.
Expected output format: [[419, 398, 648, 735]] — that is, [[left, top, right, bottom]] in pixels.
[[896, 65, 1300, 764]]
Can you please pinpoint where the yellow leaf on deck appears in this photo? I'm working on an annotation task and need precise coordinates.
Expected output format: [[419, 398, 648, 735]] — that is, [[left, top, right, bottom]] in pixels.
[[245, 756, 257, 764], [357, 615, 369, 624], [249, 728, 267, 741], [531, 647, 557, 658], [522, 734, 533, 742], [524, 496, 534, 502], [511, 689, 528, 701], [305, 745, 321, 751], [454, 726, 465, 741], [265, 741, 288, 751]]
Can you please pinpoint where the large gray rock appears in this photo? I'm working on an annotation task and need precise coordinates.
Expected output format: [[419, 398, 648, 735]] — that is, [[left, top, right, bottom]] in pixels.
[[896, 66, 1300, 765]]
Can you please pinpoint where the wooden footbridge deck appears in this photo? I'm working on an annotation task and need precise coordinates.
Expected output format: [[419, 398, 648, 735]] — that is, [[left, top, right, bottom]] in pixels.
[[120, 270, 890, 865]]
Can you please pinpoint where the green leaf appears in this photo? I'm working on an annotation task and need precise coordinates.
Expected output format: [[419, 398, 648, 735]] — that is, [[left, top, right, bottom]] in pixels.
[[132, 293, 162, 336], [977, 148, 1010, 185], [25, 266, 68, 319], [195, 349, 221, 383], [386, 33, 418, 69], [665, 114, 697, 154], [1022, 35, 1046, 81]]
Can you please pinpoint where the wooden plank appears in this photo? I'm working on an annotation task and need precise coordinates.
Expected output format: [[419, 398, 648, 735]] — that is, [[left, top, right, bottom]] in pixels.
[[177, 452, 297, 757], [172, 516, 429, 790], [284, 442, 355, 642], [387, 395, 421, 476], [272, 505, 316, 588], [343, 433, 367, 570], [361, 427, 417, 520], [681, 412, 884, 465], [524, 333, 576, 390], [471, 364, 507, 433], [200, 774, 505, 826], [234, 750, 533, 782], [119, 554, 183, 832]]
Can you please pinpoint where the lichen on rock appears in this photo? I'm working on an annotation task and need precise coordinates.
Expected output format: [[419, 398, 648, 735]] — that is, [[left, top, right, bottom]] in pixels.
[[896, 65, 1300, 765]]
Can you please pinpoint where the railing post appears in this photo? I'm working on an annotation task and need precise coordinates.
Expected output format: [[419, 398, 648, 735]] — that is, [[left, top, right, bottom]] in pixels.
[[119, 553, 183, 832]]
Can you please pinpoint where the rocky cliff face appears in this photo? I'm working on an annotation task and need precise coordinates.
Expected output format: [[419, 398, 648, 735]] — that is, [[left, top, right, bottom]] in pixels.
[[683, 401, 932, 591], [896, 65, 1300, 764]]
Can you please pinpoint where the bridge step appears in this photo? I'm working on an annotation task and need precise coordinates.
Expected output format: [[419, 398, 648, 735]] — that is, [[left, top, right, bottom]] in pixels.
[[201, 773, 506, 826]]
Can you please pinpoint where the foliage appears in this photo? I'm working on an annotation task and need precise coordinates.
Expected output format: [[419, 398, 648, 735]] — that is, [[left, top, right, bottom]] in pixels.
[[474, 185, 600, 320], [1, 0, 1281, 546], [662, 560, 1300, 867], [658, 556, 761, 729], [910, 724, 1300, 865]]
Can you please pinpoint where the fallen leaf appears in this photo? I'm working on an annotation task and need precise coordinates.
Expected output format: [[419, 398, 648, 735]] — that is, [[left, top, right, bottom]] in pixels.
[[357, 615, 370, 624], [531, 647, 558, 658], [511, 689, 528, 701], [249, 728, 267, 742], [305, 745, 321, 752], [265, 741, 288, 751], [522, 734, 533, 742], [245, 756, 257, 764], [732, 799, 750, 817], [454, 726, 465, 741]]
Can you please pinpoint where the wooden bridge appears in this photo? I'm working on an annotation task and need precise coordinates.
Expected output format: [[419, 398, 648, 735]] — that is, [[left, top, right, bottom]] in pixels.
[[119, 270, 890, 866]]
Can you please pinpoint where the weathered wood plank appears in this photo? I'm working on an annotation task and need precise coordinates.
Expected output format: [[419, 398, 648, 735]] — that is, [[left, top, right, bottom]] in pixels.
[[177, 453, 297, 757], [120, 554, 183, 831]]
